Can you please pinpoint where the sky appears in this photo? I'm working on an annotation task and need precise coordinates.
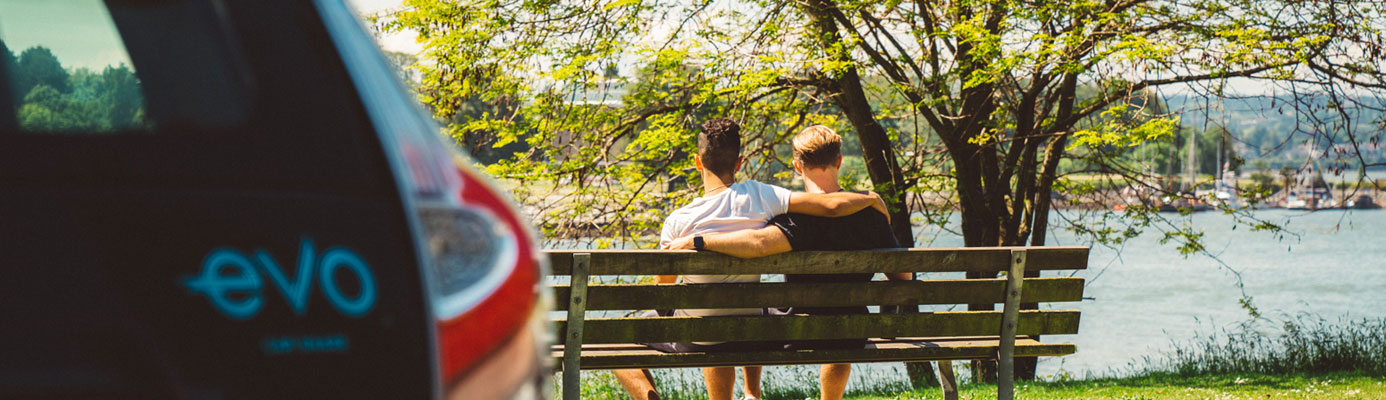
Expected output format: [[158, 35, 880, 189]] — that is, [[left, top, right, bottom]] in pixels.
[[0, 0, 134, 70], [0, 0, 417, 71], [347, 0, 421, 54]]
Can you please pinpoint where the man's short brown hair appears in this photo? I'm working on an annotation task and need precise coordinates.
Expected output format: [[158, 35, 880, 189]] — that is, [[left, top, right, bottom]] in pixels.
[[698, 118, 742, 178], [793, 125, 842, 169]]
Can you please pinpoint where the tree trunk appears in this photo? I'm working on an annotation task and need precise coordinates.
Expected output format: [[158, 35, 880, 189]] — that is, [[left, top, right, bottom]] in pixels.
[[799, 0, 933, 385], [952, 142, 1002, 383], [945, 43, 1005, 385], [1017, 72, 1078, 381]]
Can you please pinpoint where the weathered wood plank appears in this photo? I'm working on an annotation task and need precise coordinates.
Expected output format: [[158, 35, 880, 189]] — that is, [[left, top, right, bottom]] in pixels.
[[551, 337, 1054, 354], [546, 247, 1089, 275], [560, 254, 590, 400], [549, 277, 1084, 311], [554, 336, 1044, 352], [997, 250, 1026, 400], [554, 310, 1080, 344], [553, 338, 1076, 370]]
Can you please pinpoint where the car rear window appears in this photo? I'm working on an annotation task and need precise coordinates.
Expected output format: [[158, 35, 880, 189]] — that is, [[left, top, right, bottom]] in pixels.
[[0, 0, 250, 134], [1, 1, 150, 134], [0, 0, 389, 195]]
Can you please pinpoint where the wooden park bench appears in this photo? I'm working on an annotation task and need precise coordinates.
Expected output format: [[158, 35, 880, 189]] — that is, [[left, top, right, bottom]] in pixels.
[[547, 246, 1089, 400]]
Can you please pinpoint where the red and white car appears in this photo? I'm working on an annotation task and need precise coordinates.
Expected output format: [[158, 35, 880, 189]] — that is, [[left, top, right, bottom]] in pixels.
[[0, 0, 550, 398]]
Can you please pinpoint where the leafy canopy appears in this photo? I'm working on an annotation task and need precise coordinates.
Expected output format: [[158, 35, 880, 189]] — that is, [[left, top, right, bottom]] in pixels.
[[376, 0, 1386, 251]]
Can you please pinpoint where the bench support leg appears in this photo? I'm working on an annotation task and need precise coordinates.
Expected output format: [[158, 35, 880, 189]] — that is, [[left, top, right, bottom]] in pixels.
[[937, 361, 958, 400], [997, 249, 1027, 400], [562, 253, 591, 400]]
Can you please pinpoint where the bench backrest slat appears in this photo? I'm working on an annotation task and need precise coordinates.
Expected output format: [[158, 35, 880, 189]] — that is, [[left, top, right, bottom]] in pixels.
[[553, 310, 1081, 344], [547, 247, 1088, 275], [550, 277, 1083, 311], [573, 340, 1076, 370]]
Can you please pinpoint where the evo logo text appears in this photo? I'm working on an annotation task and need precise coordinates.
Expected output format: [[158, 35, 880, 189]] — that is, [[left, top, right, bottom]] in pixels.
[[185, 237, 377, 319]]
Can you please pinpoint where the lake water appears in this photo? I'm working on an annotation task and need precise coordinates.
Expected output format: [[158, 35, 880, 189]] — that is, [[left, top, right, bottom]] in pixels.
[[916, 208, 1386, 378], [553, 208, 1386, 387]]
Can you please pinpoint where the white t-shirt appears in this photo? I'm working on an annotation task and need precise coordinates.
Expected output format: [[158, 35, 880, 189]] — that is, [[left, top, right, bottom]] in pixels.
[[659, 180, 792, 316]]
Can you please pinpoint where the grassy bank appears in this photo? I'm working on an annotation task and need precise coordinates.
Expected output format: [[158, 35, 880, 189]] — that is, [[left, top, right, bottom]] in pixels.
[[845, 371, 1384, 399], [567, 370, 1385, 399], [560, 315, 1385, 399], [1140, 315, 1386, 377]]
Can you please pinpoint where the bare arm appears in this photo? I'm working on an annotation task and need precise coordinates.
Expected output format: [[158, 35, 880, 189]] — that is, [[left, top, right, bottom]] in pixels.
[[787, 191, 890, 223], [655, 243, 678, 283], [667, 225, 792, 259]]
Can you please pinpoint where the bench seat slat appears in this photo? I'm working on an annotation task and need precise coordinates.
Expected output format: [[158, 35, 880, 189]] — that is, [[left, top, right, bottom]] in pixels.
[[547, 247, 1088, 275], [553, 338, 1076, 370], [555, 310, 1080, 344], [551, 277, 1083, 311]]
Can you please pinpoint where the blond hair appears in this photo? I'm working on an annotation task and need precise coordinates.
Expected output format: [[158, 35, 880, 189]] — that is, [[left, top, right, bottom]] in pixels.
[[792, 125, 842, 169]]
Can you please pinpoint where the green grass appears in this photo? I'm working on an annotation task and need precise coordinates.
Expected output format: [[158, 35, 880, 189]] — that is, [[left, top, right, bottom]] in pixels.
[[1139, 315, 1386, 377], [560, 366, 913, 400], [559, 316, 1386, 399], [565, 368, 1386, 395], [846, 372, 1385, 399], [565, 370, 1386, 399]]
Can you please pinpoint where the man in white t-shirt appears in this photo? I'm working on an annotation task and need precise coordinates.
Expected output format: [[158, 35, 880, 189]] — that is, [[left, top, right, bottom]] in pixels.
[[615, 118, 887, 400]]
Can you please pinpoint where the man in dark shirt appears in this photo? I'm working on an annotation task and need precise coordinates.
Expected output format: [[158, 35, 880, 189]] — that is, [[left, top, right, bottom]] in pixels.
[[768, 209, 897, 347], [668, 125, 954, 400]]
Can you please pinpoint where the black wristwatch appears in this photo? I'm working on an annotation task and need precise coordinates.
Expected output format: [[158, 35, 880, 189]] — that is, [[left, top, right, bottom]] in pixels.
[[693, 235, 706, 251]]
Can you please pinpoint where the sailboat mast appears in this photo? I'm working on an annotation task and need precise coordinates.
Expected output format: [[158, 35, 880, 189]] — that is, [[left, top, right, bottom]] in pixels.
[[1185, 129, 1197, 191], [1216, 131, 1223, 178]]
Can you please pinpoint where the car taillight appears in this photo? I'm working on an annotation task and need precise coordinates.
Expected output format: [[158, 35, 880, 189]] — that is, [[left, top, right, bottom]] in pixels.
[[418, 206, 518, 316], [393, 126, 547, 383], [426, 162, 543, 381], [315, 2, 552, 394]]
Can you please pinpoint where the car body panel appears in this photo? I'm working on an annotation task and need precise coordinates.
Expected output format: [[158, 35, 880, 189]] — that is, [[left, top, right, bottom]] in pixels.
[[0, 0, 548, 398]]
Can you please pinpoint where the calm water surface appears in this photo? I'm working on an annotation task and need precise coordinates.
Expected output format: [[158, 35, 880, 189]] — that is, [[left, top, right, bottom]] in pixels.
[[1021, 208, 1386, 377], [913, 208, 1386, 378]]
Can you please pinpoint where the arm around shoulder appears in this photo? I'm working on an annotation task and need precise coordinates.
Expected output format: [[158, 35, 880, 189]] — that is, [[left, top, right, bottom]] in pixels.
[[709, 226, 792, 258], [667, 226, 791, 259], [788, 191, 888, 220]]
